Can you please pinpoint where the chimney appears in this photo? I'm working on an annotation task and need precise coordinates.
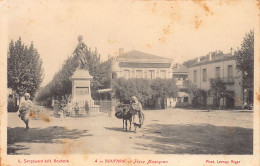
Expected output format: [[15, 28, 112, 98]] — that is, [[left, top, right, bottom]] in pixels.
[[119, 48, 124, 56], [197, 57, 200, 63], [230, 47, 233, 56], [208, 53, 212, 61], [108, 54, 111, 60]]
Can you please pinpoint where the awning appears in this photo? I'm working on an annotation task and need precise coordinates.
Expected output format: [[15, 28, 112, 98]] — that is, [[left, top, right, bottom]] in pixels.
[[177, 92, 189, 97], [98, 88, 112, 93]]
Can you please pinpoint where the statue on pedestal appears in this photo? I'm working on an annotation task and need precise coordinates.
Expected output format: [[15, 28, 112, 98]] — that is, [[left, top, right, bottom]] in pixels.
[[74, 35, 87, 69]]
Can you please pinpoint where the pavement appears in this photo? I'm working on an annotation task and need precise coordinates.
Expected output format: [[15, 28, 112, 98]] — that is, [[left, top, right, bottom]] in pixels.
[[7, 107, 253, 155]]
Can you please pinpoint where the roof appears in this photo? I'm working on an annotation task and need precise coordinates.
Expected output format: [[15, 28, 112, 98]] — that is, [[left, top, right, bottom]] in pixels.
[[187, 56, 236, 68], [119, 62, 171, 68], [172, 65, 188, 74], [116, 50, 172, 63], [71, 69, 92, 79]]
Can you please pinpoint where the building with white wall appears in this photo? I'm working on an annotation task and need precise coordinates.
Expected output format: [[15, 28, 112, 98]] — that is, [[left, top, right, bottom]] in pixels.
[[185, 53, 250, 109], [110, 50, 173, 79]]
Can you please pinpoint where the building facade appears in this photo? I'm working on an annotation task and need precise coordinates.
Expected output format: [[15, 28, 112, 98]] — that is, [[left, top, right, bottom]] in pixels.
[[110, 50, 173, 79], [171, 64, 189, 107], [186, 53, 248, 109]]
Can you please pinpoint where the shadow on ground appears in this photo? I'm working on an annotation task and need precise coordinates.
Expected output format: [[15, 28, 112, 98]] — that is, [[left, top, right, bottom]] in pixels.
[[7, 126, 92, 155], [104, 127, 135, 133], [135, 124, 253, 154]]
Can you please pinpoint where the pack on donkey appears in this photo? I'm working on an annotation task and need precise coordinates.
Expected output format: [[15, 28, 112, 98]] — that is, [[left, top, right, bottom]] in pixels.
[[115, 96, 144, 132]]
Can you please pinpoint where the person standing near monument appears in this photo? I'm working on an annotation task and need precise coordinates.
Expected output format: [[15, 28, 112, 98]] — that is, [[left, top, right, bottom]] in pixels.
[[17, 93, 32, 130], [74, 102, 80, 116]]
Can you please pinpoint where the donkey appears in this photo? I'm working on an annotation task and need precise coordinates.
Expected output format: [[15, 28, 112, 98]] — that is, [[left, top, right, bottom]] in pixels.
[[115, 104, 133, 131]]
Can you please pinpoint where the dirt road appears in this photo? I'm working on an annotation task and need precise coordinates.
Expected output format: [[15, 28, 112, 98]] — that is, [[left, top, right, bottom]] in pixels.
[[7, 108, 253, 155]]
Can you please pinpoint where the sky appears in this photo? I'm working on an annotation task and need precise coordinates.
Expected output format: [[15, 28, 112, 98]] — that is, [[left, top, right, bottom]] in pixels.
[[1, 0, 258, 86]]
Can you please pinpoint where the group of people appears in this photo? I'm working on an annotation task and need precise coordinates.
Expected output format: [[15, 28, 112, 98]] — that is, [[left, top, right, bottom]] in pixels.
[[16, 92, 144, 132]]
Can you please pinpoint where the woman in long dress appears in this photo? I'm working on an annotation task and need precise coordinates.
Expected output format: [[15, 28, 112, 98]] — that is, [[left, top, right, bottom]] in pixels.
[[130, 96, 144, 133], [18, 93, 32, 130]]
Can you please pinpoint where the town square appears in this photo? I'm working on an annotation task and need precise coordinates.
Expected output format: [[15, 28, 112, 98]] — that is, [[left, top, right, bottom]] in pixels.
[[1, 0, 259, 166], [8, 107, 253, 154]]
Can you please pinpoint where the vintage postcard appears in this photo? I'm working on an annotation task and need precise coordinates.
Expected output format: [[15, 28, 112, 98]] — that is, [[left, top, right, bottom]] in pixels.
[[0, 0, 259, 165]]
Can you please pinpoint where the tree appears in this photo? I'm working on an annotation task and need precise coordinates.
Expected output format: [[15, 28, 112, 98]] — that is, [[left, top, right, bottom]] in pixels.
[[35, 55, 78, 103], [8, 38, 44, 101], [182, 80, 207, 108], [209, 79, 226, 110], [235, 30, 254, 105], [112, 78, 152, 105], [235, 30, 254, 80], [150, 78, 178, 109], [183, 80, 198, 96], [35, 44, 104, 104]]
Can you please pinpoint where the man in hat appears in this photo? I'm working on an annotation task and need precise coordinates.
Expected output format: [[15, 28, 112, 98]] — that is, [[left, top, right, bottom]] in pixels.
[[18, 93, 32, 130], [130, 96, 144, 133]]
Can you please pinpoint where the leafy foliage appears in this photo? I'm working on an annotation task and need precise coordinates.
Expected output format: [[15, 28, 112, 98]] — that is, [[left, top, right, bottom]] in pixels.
[[183, 80, 207, 108], [112, 78, 152, 104], [209, 79, 226, 109], [35, 44, 106, 103], [112, 78, 178, 108], [235, 30, 254, 79], [8, 38, 44, 99], [151, 78, 178, 99], [183, 80, 198, 96]]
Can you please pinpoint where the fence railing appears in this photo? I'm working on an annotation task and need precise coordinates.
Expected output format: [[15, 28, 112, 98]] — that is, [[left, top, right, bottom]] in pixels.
[[95, 100, 112, 113], [56, 100, 112, 117]]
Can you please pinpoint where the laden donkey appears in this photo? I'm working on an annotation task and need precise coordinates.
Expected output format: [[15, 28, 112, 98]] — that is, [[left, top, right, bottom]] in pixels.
[[115, 104, 132, 131]]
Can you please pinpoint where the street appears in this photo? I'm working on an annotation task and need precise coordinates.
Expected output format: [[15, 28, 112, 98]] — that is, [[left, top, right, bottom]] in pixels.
[[7, 107, 253, 155]]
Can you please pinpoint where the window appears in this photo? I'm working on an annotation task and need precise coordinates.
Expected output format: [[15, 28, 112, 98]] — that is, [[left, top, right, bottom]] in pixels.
[[215, 67, 220, 78], [160, 70, 166, 79], [194, 70, 197, 82], [131, 71, 135, 78], [228, 65, 233, 80], [123, 70, 130, 79], [184, 97, 188, 102], [203, 69, 207, 82], [136, 70, 142, 78], [148, 70, 155, 80]]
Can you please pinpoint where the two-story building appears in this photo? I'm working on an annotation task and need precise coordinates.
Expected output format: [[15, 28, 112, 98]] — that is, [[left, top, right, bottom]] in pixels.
[[99, 49, 174, 108], [185, 53, 246, 109], [110, 49, 173, 79]]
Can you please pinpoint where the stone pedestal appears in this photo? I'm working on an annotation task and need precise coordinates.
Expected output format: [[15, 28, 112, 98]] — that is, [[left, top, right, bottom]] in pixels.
[[71, 69, 92, 102], [71, 69, 99, 115]]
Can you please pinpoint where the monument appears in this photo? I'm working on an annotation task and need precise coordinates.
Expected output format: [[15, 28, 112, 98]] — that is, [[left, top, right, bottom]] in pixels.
[[74, 35, 87, 69], [71, 36, 99, 115], [71, 69, 92, 102]]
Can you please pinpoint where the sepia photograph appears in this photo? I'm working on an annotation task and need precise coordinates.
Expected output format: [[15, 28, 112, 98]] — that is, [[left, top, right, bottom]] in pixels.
[[0, 0, 259, 165]]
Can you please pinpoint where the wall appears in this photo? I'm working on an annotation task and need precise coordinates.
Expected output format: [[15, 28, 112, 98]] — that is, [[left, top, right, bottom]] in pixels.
[[187, 57, 243, 108], [112, 60, 173, 79]]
